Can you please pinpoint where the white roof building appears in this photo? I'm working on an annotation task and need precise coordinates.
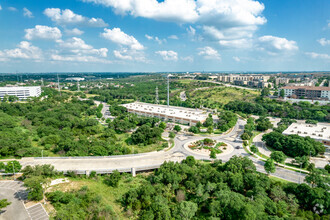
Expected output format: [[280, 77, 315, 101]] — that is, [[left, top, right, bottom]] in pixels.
[[0, 86, 41, 100], [282, 122, 330, 146], [122, 102, 209, 126]]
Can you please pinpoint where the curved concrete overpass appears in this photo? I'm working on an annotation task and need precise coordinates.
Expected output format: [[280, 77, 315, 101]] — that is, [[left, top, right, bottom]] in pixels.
[[19, 119, 305, 183]]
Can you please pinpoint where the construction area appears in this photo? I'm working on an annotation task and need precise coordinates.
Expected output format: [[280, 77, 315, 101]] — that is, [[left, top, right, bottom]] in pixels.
[[122, 102, 208, 126]]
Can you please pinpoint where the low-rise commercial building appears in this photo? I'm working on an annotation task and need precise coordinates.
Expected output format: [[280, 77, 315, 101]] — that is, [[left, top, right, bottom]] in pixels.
[[281, 86, 330, 100], [122, 102, 208, 126], [0, 86, 41, 100], [283, 123, 330, 146]]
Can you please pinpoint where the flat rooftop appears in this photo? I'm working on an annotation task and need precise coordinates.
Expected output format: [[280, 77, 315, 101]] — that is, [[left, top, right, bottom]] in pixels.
[[122, 102, 208, 122], [281, 86, 330, 91], [283, 122, 330, 142]]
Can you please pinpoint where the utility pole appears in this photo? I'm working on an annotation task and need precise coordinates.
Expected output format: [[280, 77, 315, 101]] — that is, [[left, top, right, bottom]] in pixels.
[[167, 75, 170, 106], [57, 74, 61, 96], [155, 86, 159, 104]]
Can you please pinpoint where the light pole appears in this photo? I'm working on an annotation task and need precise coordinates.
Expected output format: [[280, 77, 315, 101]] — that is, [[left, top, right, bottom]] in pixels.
[[12, 162, 15, 179], [298, 162, 302, 184]]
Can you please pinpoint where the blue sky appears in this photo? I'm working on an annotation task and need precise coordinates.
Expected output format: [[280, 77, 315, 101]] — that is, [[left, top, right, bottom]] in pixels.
[[0, 0, 329, 73]]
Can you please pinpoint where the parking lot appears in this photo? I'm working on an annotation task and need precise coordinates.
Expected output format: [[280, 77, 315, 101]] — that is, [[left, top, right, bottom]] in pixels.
[[0, 181, 48, 220]]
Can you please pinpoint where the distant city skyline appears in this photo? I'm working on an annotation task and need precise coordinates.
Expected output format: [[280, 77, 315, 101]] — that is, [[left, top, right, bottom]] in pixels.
[[0, 0, 329, 72]]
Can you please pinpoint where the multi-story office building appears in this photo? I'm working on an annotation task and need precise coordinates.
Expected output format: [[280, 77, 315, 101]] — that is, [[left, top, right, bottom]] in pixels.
[[0, 86, 42, 100], [281, 86, 330, 100]]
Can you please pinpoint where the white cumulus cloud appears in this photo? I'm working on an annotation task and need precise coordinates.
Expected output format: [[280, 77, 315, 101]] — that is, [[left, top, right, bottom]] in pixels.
[[198, 46, 221, 60], [101, 28, 144, 50], [305, 52, 330, 60], [113, 48, 146, 62], [145, 34, 166, 44], [23, 8, 34, 18], [51, 37, 109, 63], [0, 41, 42, 61], [168, 35, 178, 40], [156, 50, 178, 61], [318, 38, 330, 46], [257, 35, 298, 54], [82, 0, 266, 46], [44, 8, 108, 27], [8, 7, 17, 12], [58, 37, 108, 57], [233, 56, 240, 62], [25, 25, 62, 41], [83, 0, 199, 23], [65, 28, 84, 36]]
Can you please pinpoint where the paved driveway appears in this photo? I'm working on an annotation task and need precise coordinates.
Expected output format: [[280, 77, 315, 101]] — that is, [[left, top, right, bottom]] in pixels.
[[0, 181, 49, 220], [0, 181, 29, 220]]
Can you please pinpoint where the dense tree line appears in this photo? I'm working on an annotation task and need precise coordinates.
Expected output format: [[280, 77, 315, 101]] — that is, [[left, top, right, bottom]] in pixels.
[[224, 98, 330, 122], [120, 156, 330, 219], [217, 111, 238, 132], [262, 132, 325, 157]]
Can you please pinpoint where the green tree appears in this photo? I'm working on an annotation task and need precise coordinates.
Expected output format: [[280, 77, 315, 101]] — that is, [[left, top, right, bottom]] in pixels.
[[188, 126, 199, 134], [104, 170, 121, 187], [169, 132, 176, 138], [210, 149, 216, 159], [207, 126, 213, 134], [178, 201, 198, 220], [0, 199, 11, 211], [264, 159, 276, 175], [261, 88, 270, 97], [270, 151, 287, 163], [0, 162, 5, 170], [203, 117, 213, 127], [159, 122, 167, 130], [305, 168, 330, 190], [250, 145, 258, 153], [173, 125, 182, 132], [5, 161, 22, 173], [24, 176, 44, 201], [280, 89, 285, 97]]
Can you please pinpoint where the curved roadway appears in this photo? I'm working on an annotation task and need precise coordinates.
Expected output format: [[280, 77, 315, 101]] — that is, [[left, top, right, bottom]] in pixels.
[[19, 119, 305, 183]]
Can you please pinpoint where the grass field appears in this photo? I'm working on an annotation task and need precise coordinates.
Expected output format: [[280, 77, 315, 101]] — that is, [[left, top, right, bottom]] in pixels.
[[46, 174, 148, 219], [188, 86, 260, 105], [116, 133, 168, 154]]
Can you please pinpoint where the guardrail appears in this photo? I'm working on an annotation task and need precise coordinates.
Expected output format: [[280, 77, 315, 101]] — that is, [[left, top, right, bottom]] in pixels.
[[58, 164, 163, 175]]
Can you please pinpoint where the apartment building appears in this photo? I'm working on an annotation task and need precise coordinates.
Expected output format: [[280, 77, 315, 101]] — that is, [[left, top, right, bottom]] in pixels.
[[281, 86, 330, 100]]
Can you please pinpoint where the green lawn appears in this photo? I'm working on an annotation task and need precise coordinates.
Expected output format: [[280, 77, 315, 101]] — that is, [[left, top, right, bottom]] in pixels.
[[188, 87, 260, 105]]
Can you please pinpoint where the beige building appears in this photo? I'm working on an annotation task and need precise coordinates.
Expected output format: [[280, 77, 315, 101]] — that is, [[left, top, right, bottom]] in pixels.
[[282, 86, 330, 100], [122, 102, 208, 126], [283, 123, 330, 146]]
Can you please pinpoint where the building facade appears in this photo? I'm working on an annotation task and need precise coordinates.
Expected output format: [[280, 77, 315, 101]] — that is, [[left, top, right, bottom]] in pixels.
[[0, 86, 42, 100], [281, 86, 330, 100]]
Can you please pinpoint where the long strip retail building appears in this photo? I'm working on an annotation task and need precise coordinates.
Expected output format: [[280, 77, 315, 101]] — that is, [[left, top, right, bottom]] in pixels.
[[122, 102, 208, 126]]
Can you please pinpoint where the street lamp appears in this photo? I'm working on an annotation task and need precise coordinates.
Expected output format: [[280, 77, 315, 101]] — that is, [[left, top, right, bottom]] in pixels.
[[12, 162, 15, 180]]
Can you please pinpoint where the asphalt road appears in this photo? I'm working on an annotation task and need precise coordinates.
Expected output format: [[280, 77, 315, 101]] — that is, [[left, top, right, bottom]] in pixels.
[[19, 118, 305, 183]]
